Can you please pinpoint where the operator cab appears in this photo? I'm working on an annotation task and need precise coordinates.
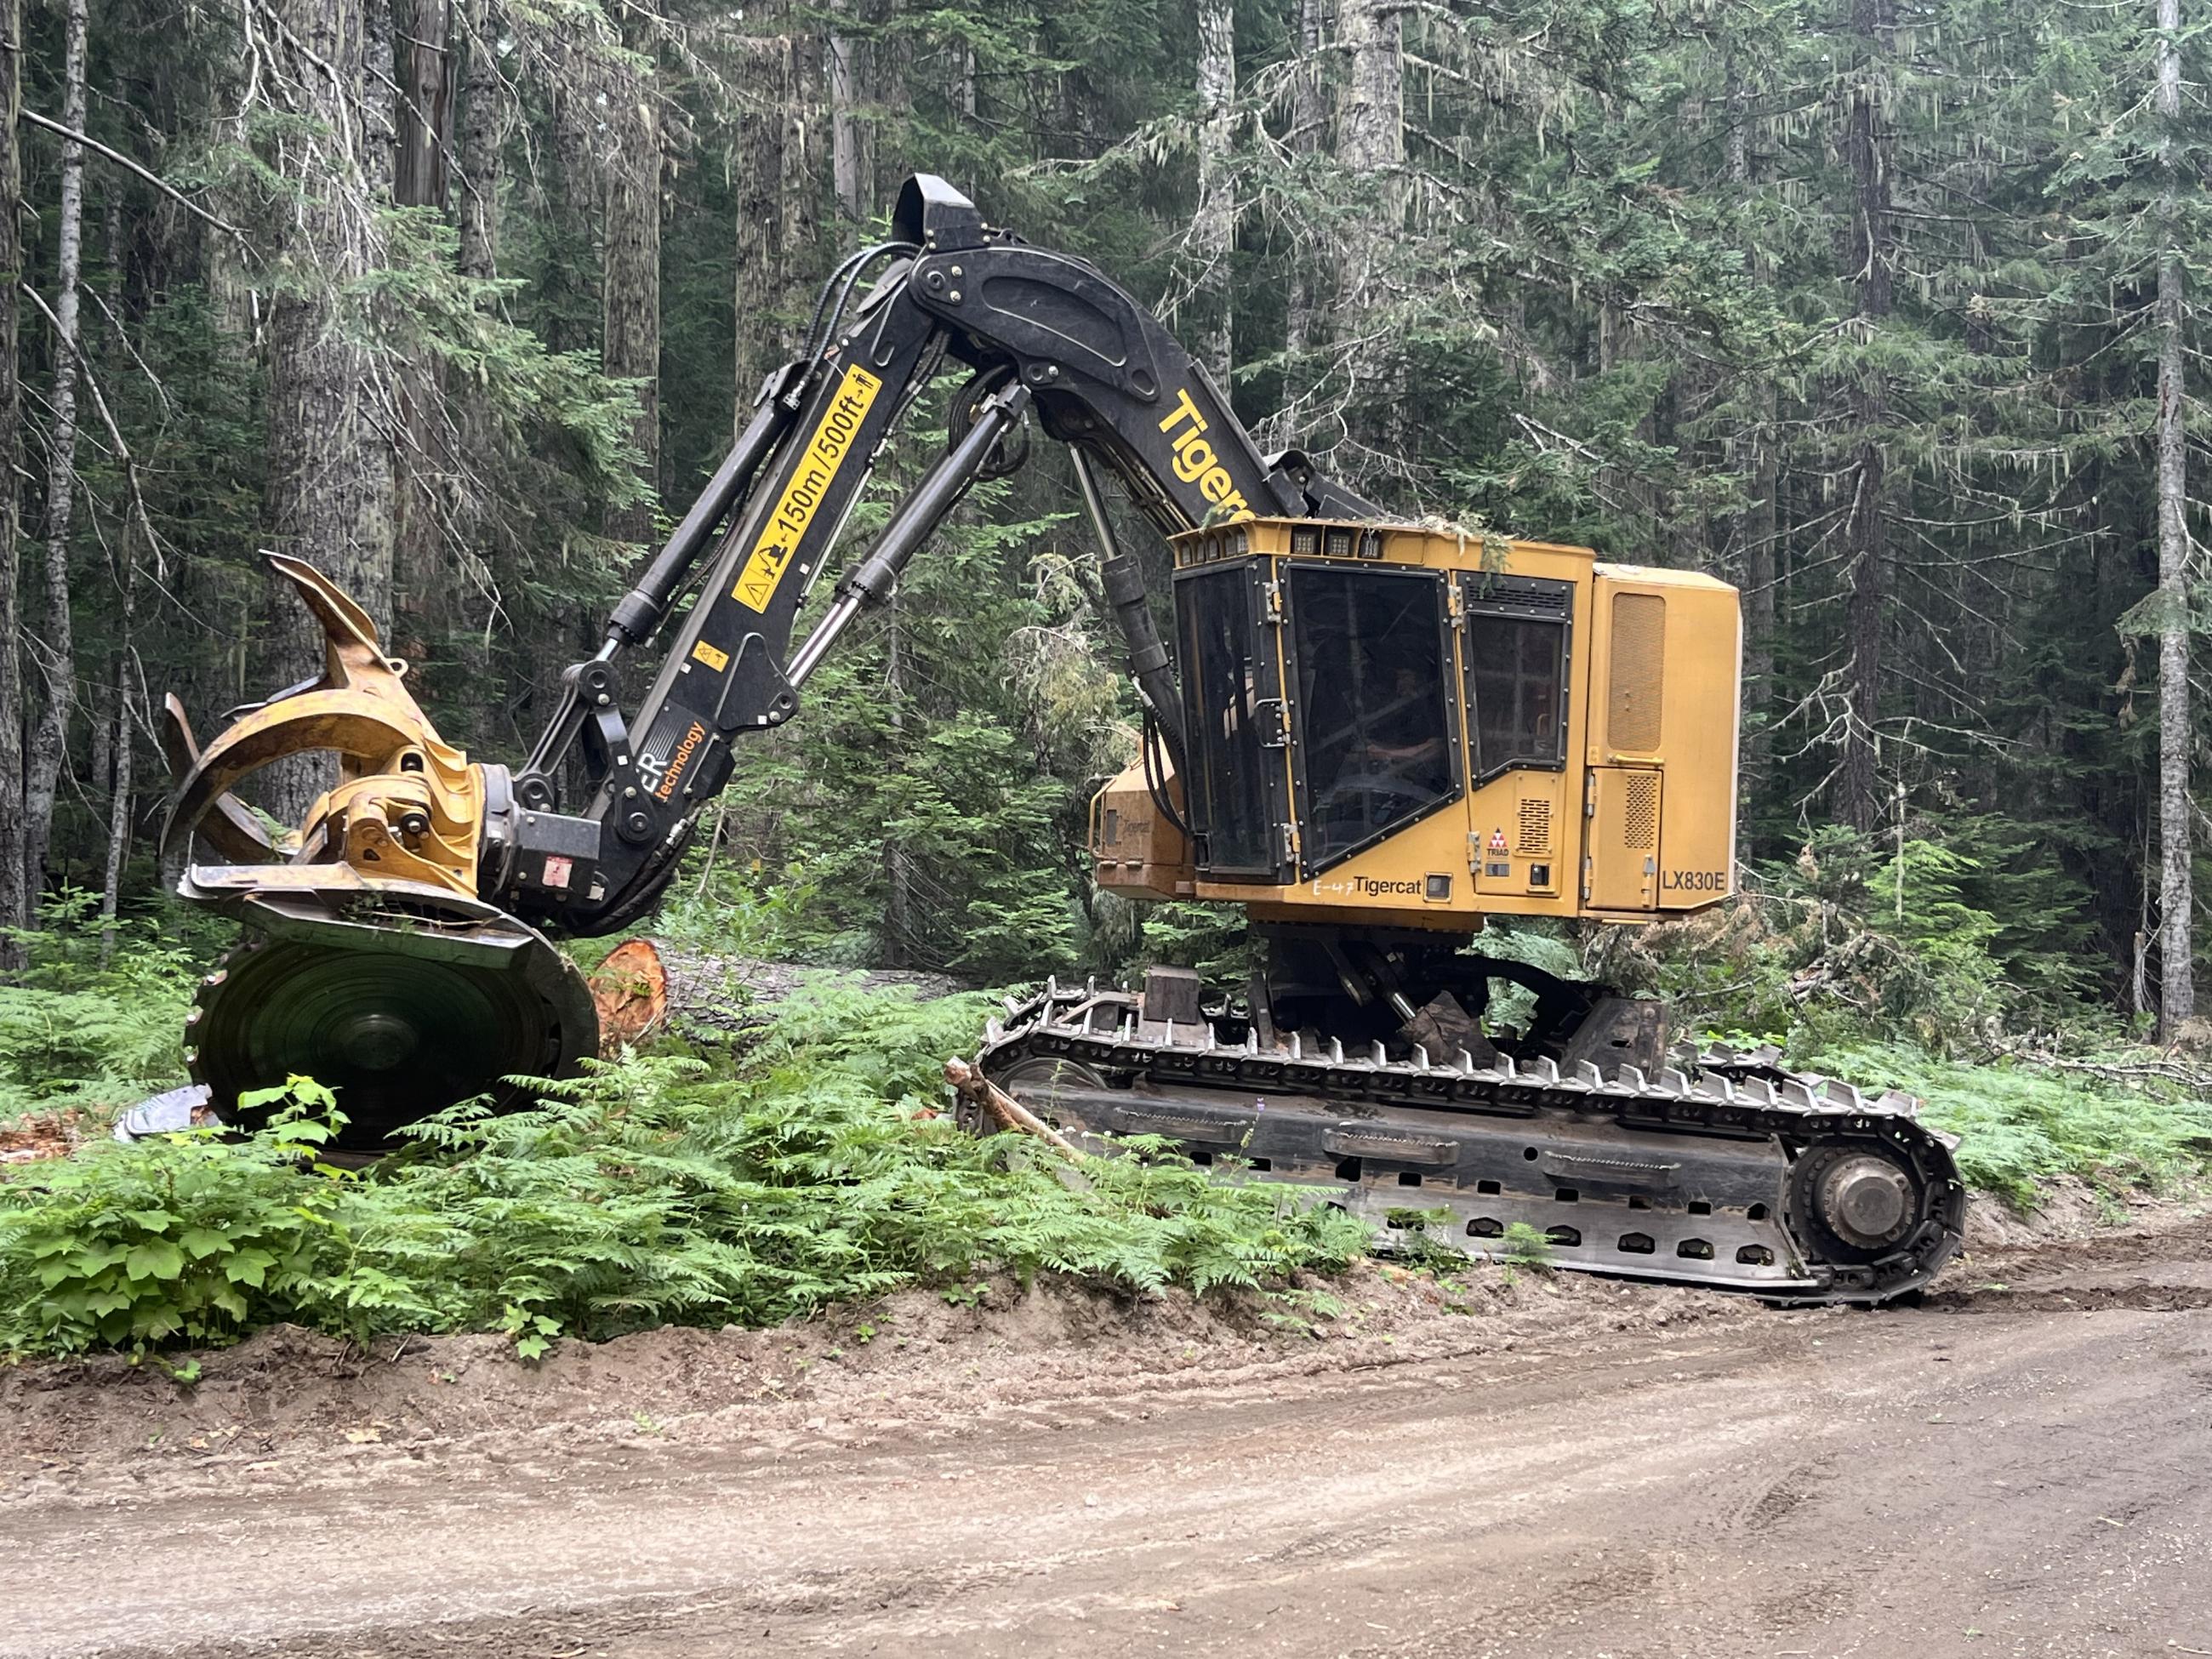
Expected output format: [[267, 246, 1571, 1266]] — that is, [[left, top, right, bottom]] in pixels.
[[1090, 517, 1740, 926]]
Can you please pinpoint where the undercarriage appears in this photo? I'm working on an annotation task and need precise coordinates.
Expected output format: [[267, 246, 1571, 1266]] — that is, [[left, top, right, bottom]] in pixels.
[[978, 968, 1964, 1304]]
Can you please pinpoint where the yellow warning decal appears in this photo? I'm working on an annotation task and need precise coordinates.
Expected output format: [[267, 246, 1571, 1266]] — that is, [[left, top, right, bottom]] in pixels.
[[731, 362, 885, 613], [689, 639, 730, 672]]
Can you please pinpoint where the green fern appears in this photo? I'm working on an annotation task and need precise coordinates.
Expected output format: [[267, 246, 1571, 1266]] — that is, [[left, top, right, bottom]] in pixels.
[[0, 904, 198, 1115], [0, 978, 1369, 1355]]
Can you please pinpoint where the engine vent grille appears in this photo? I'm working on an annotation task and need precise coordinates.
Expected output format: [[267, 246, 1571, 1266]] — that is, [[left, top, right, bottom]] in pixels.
[[1517, 799, 1553, 855], [1608, 592, 1666, 752], [1622, 773, 1660, 850]]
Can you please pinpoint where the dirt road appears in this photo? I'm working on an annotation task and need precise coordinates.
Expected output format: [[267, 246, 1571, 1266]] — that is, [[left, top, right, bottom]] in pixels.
[[6, 1217, 2209, 1659]]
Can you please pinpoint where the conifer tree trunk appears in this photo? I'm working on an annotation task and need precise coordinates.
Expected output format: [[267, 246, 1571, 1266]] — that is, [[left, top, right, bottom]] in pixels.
[[23, 0, 88, 907], [601, 15, 659, 546], [1268, 0, 1329, 451], [98, 528, 138, 965], [363, 0, 399, 185], [2154, 0, 2195, 1033], [0, 0, 23, 965], [260, 0, 396, 825], [396, 0, 453, 209], [1290, 0, 1327, 149], [829, 0, 871, 225], [391, 0, 457, 662], [733, 4, 811, 406], [1836, 0, 1893, 832], [439, 0, 503, 675], [1337, 0, 1402, 195], [456, 0, 500, 282], [98, 197, 135, 964], [1333, 0, 1403, 465], [1190, 0, 1235, 388], [1726, 54, 1777, 801]]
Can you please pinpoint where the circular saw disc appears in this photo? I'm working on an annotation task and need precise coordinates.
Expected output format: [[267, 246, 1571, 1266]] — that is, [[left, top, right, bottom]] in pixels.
[[188, 921, 595, 1154]]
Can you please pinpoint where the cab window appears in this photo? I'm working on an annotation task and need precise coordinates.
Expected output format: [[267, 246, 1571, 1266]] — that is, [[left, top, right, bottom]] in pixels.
[[1289, 565, 1457, 868], [1464, 575, 1571, 779]]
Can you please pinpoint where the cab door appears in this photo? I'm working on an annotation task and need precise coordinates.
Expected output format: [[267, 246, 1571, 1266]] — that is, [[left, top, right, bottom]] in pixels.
[[1175, 558, 1294, 881], [1583, 767, 1661, 910]]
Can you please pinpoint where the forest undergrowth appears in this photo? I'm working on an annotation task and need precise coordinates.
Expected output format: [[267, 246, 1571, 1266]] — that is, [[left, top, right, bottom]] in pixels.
[[2, 834, 2209, 1358], [0, 961, 1371, 1356]]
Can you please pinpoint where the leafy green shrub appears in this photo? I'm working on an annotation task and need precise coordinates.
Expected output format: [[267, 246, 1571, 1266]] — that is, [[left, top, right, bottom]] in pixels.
[[0, 901, 199, 1115], [1807, 1040, 2212, 1208], [1611, 824, 2126, 1058], [1499, 1222, 1554, 1268], [0, 1082, 373, 1348], [653, 858, 822, 961], [0, 978, 1370, 1356]]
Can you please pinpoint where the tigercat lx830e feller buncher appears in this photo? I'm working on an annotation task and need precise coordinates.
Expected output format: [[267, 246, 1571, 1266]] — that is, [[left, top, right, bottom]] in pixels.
[[162, 174, 1964, 1303]]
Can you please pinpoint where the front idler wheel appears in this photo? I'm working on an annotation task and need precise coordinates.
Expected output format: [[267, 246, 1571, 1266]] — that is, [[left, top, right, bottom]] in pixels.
[[1787, 1141, 1928, 1264]]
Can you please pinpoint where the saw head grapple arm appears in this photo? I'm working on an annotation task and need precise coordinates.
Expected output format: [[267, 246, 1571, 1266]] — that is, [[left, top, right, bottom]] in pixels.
[[161, 174, 1374, 1143]]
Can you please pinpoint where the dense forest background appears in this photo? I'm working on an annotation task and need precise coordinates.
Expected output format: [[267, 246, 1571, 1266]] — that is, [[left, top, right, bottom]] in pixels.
[[0, 0, 2207, 1041]]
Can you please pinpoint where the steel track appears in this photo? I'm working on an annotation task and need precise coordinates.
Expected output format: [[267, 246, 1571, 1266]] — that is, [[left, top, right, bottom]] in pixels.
[[978, 982, 1966, 1303]]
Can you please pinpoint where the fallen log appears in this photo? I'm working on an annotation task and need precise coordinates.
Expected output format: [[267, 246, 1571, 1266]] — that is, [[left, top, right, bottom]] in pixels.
[[942, 1057, 1084, 1161]]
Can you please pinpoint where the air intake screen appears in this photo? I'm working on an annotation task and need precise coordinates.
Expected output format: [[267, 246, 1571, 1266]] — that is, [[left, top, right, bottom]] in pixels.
[[1622, 772, 1660, 850], [1517, 798, 1553, 854], [1608, 593, 1666, 752]]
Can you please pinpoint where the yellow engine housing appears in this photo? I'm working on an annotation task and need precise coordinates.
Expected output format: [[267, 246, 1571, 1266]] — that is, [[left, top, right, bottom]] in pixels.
[[1088, 518, 1739, 932]]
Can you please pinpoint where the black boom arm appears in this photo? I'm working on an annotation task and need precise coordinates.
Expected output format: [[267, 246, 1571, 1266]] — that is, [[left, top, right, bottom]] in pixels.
[[493, 174, 1379, 934]]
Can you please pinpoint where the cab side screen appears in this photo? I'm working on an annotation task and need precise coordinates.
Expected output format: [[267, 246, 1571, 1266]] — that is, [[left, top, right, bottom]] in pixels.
[[1464, 575, 1572, 780]]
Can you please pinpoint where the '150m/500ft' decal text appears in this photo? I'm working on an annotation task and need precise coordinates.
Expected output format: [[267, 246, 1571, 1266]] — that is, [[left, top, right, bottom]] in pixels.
[[731, 362, 885, 613]]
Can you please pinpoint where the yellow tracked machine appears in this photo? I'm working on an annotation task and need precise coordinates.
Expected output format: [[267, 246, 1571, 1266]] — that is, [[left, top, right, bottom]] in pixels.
[[163, 175, 1964, 1302]]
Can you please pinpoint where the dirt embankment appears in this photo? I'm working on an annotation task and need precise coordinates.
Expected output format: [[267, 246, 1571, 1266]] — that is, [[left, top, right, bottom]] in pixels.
[[3, 1257, 1748, 1492], [1, 1203, 2207, 1659], [3, 1188, 2202, 1495]]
